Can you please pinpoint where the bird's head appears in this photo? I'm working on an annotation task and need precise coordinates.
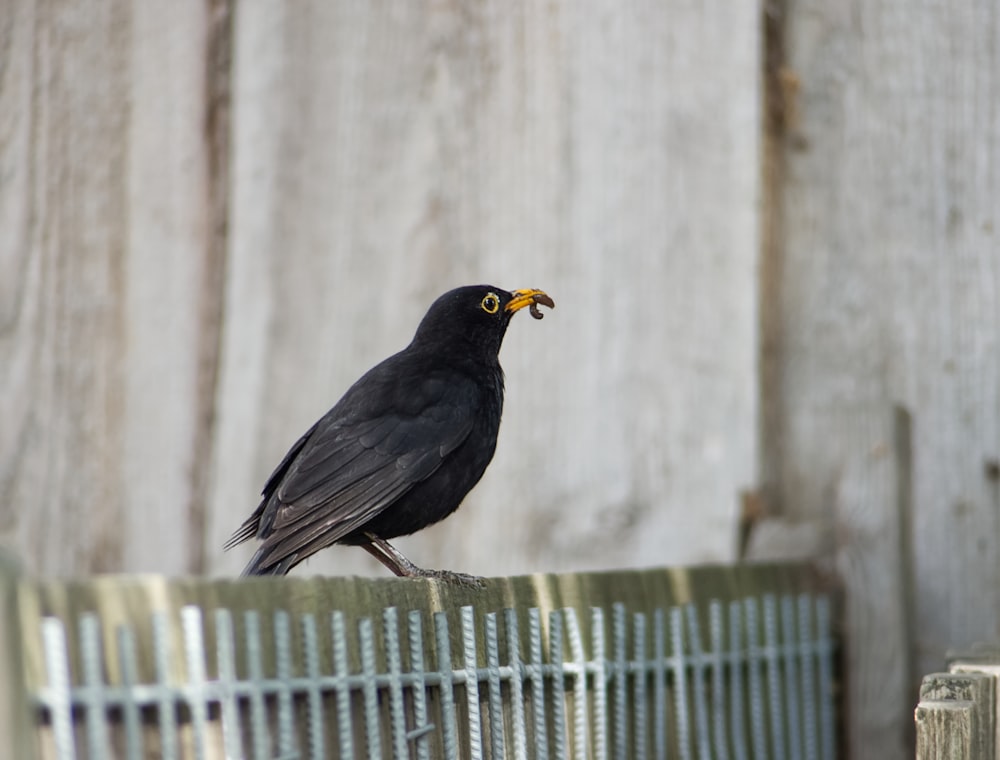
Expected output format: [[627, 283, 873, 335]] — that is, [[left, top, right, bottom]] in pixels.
[[411, 285, 554, 362]]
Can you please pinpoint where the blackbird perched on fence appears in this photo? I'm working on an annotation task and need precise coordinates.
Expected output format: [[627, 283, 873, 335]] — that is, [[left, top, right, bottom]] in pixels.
[[226, 285, 554, 582]]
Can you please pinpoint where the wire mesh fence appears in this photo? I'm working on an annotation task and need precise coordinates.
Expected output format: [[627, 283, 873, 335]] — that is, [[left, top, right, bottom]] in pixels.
[[30, 590, 835, 760]]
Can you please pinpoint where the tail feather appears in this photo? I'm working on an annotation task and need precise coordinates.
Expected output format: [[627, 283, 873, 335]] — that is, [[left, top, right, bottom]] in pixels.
[[224, 500, 266, 552], [240, 545, 298, 576], [223, 520, 257, 551]]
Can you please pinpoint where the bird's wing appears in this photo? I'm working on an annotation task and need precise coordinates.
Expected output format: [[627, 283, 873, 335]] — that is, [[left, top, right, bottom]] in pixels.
[[250, 372, 479, 563], [223, 423, 318, 550]]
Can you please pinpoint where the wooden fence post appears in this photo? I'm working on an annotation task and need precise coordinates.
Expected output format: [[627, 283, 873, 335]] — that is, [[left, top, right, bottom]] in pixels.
[[0, 551, 36, 759], [915, 671, 995, 760], [949, 645, 1000, 759]]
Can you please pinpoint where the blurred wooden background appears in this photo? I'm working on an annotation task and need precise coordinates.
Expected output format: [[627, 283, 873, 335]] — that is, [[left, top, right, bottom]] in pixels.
[[1, 2, 997, 757]]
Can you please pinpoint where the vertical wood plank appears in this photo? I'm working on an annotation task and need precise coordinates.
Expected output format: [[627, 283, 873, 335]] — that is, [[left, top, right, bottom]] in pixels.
[[0, 0, 226, 575], [120, 1, 227, 574], [950, 648, 1000, 758], [916, 672, 995, 760], [766, 0, 1000, 756], [832, 407, 909, 758], [0, 0, 134, 573], [915, 702, 976, 760]]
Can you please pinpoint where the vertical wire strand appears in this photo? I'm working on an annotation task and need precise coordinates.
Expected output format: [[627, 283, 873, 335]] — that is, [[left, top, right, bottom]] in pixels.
[[708, 601, 730, 760], [744, 599, 767, 760], [42, 618, 77, 760], [273, 610, 296, 758], [214, 609, 246, 760], [816, 598, 836, 760], [485, 612, 507, 760], [780, 596, 802, 760], [434, 611, 459, 760], [762, 596, 785, 760], [461, 606, 484, 760], [670, 606, 691, 760], [797, 596, 818, 760], [591, 607, 608, 760], [729, 601, 747, 760], [407, 610, 432, 760], [243, 610, 270, 760], [632, 612, 648, 760], [300, 613, 325, 760], [505, 608, 528, 760], [180, 607, 209, 760], [653, 610, 666, 760], [359, 616, 383, 760], [528, 607, 549, 760], [152, 611, 179, 760], [116, 623, 143, 759], [548, 610, 567, 760], [80, 613, 110, 760], [331, 610, 355, 759], [612, 603, 627, 760], [383, 608, 408, 760], [564, 608, 589, 760], [685, 605, 712, 760]]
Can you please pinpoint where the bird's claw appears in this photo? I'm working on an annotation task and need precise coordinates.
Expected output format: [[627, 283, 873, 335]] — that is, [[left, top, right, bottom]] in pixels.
[[412, 568, 486, 588]]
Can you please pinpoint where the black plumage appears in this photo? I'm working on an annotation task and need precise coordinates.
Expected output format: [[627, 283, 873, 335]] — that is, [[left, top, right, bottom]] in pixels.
[[225, 285, 554, 581]]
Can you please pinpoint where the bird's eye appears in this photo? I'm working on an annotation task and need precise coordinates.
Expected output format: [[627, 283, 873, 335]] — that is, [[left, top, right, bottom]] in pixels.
[[481, 293, 500, 314]]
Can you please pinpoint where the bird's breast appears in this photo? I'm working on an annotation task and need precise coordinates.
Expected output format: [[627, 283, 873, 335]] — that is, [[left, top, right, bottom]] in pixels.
[[344, 366, 504, 541]]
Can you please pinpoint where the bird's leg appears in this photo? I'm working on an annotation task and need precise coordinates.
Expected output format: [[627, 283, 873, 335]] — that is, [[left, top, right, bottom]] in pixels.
[[361, 534, 425, 576], [362, 533, 485, 587]]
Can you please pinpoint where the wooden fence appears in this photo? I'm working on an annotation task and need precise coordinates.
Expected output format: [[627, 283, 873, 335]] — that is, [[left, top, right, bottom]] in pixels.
[[915, 645, 1000, 760], [2, 556, 837, 759], [3, 2, 1000, 758]]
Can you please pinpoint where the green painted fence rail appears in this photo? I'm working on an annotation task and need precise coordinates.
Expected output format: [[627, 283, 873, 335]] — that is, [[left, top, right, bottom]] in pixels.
[[2, 557, 837, 759]]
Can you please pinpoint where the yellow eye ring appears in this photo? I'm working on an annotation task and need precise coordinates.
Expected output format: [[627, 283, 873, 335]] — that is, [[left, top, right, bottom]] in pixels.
[[481, 292, 500, 314]]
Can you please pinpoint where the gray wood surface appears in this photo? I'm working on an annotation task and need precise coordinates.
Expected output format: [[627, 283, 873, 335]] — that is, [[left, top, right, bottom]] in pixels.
[[0, 2, 225, 576], [763, 1, 1000, 757], [916, 672, 995, 760], [3, 1, 142, 573]]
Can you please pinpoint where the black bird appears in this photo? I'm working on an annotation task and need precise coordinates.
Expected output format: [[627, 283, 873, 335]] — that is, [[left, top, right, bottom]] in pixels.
[[226, 285, 554, 581]]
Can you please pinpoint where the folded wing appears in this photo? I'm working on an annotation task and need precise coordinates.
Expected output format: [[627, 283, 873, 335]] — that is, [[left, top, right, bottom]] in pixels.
[[231, 371, 478, 574]]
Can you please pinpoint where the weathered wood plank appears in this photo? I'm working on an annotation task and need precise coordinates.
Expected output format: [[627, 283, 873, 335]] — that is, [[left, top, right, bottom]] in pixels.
[[759, 405, 910, 757], [915, 672, 995, 760], [949, 648, 1000, 757], [764, 0, 1000, 756], [0, 0, 135, 574], [119, 2, 228, 574], [915, 701, 978, 760], [0, 1, 225, 575], [208, 0, 761, 578]]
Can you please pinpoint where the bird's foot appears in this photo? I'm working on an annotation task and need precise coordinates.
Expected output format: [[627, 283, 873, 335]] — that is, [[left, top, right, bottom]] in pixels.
[[406, 567, 486, 587], [362, 533, 485, 587]]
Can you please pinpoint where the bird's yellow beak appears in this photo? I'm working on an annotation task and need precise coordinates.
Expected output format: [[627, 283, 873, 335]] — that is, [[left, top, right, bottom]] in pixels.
[[505, 288, 555, 316]]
